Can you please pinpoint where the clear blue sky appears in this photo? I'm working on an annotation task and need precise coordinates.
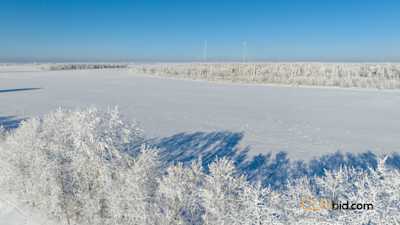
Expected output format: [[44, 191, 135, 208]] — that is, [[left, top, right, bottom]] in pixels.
[[1, 0, 399, 62]]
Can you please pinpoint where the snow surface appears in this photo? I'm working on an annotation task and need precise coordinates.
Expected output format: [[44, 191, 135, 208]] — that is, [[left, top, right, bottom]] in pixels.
[[0, 151, 56, 225], [0, 197, 25, 225], [0, 195, 51, 225], [1, 65, 400, 160]]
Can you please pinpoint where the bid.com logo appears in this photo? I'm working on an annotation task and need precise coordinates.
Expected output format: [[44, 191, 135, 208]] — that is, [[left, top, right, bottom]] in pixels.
[[300, 196, 331, 211], [300, 196, 374, 211]]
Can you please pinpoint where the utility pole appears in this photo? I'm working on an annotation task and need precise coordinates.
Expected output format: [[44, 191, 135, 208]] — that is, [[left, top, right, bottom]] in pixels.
[[203, 40, 208, 62], [242, 41, 247, 62]]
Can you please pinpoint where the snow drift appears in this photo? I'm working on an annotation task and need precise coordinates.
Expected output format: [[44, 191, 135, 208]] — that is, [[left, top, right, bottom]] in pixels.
[[0, 108, 399, 225]]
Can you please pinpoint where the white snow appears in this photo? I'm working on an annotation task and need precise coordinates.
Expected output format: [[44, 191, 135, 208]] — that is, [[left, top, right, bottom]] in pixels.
[[0, 159, 49, 225], [1, 65, 400, 159], [0, 197, 26, 225], [0, 195, 53, 225]]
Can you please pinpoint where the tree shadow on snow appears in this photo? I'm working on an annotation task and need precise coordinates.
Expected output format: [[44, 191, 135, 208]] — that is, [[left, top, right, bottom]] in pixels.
[[149, 131, 249, 170], [0, 87, 40, 130], [0, 88, 42, 93], [1, 119, 399, 190], [137, 131, 400, 190], [0, 115, 25, 130]]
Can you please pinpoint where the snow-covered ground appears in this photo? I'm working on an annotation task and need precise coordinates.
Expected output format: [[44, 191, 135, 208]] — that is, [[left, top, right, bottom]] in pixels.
[[1, 65, 400, 159], [0, 195, 51, 225], [0, 201, 25, 225], [0, 146, 57, 225]]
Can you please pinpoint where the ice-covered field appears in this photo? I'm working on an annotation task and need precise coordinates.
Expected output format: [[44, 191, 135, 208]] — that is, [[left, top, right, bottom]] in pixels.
[[1, 64, 399, 159]]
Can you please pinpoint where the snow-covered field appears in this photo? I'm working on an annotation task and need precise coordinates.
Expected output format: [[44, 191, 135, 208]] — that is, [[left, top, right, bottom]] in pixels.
[[1, 64, 400, 225], [1, 64, 400, 159]]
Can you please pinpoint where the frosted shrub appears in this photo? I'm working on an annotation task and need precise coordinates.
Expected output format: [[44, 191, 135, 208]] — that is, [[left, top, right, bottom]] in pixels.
[[201, 158, 283, 225], [202, 159, 256, 225], [0, 125, 6, 140], [281, 158, 400, 225], [0, 107, 399, 225], [110, 145, 161, 225], [0, 107, 146, 225], [157, 161, 205, 225]]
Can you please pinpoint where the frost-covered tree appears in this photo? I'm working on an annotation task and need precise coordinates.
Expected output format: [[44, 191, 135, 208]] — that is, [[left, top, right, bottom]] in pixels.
[[129, 63, 400, 89], [1, 107, 399, 225], [201, 158, 281, 225], [0, 107, 144, 225], [157, 161, 205, 225], [110, 145, 161, 225], [312, 157, 400, 225], [0, 125, 5, 140]]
